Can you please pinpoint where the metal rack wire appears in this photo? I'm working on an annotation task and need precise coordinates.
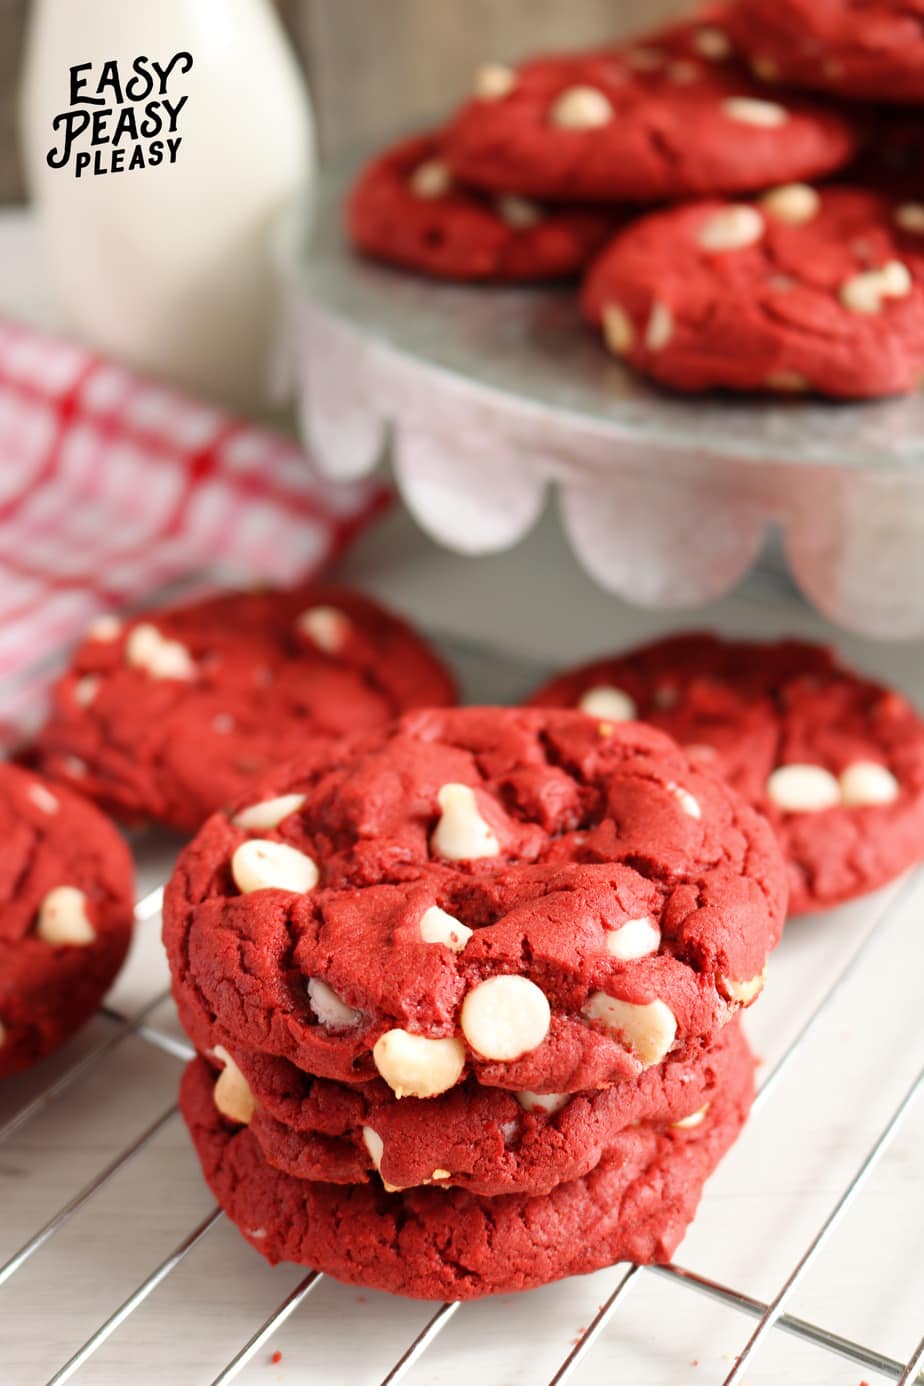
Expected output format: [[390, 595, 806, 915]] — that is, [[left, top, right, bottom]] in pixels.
[[0, 857, 920, 1386]]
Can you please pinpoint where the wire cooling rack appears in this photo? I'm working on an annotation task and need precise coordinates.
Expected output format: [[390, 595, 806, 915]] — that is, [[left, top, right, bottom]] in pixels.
[[2, 631, 923, 1386]]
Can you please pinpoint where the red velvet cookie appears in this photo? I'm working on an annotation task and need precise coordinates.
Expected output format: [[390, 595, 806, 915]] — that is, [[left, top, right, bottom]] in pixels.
[[37, 585, 457, 836], [346, 133, 616, 281], [0, 764, 135, 1078], [443, 15, 858, 204], [726, 0, 924, 105], [164, 707, 785, 1098], [527, 633, 924, 914], [581, 186, 924, 397], [204, 1017, 749, 1198], [180, 1031, 754, 1299]]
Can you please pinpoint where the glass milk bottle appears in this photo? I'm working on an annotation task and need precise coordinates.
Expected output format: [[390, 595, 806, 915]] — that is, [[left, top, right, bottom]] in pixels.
[[20, 0, 315, 413]]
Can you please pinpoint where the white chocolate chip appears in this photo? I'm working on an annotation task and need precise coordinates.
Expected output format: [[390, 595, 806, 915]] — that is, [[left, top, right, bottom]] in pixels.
[[430, 783, 500, 861], [602, 304, 635, 356], [474, 62, 516, 100], [840, 271, 885, 314], [73, 675, 101, 707], [461, 975, 551, 1061], [881, 260, 913, 296], [231, 839, 319, 894], [645, 300, 674, 352], [409, 158, 453, 200], [722, 96, 788, 128], [362, 1124, 384, 1169], [372, 1029, 466, 1099], [582, 993, 677, 1067], [361, 1125, 401, 1189], [496, 193, 544, 229], [549, 85, 614, 130], [625, 46, 665, 71], [212, 1046, 256, 1124], [419, 904, 473, 953], [125, 623, 196, 681], [693, 26, 732, 59], [896, 203, 924, 234], [297, 604, 352, 654], [233, 793, 306, 832], [839, 760, 900, 807], [430, 1168, 451, 1180], [307, 977, 362, 1028], [698, 205, 764, 252], [247, 1228, 266, 1239], [766, 369, 809, 392], [673, 1101, 709, 1129], [668, 783, 701, 819], [719, 968, 766, 1006], [766, 763, 840, 812], [516, 1089, 571, 1115], [36, 886, 96, 946], [578, 684, 637, 721], [605, 916, 661, 961], [760, 183, 820, 225], [840, 260, 912, 314], [27, 783, 59, 814], [87, 614, 122, 641]]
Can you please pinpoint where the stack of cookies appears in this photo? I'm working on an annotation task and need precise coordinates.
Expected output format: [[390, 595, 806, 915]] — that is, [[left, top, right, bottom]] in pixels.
[[346, 4, 924, 400], [165, 706, 787, 1299]]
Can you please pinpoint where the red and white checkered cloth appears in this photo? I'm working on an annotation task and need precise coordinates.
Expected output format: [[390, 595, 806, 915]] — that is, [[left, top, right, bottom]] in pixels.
[[0, 317, 390, 746]]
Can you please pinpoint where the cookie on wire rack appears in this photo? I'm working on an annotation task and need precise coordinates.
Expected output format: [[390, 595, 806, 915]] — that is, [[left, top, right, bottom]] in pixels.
[[179, 1030, 754, 1299], [527, 633, 924, 914], [164, 707, 785, 1096], [37, 584, 457, 836], [0, 763, 135, 1078]]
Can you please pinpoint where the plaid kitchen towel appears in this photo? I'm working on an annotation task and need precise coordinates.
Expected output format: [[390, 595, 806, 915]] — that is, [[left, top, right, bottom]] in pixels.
[[0, 317, 390, 745]]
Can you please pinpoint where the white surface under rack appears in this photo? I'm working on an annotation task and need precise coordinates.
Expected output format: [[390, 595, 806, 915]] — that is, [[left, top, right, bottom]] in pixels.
[[2, 629, 924, 1386]]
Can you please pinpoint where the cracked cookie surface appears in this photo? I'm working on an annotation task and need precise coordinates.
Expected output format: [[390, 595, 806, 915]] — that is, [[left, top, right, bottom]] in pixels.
[[37, 585, 457, 835], [581, 186, 924, 398], [528, 634, 924, 913], [0, 763, 134, 1077], [443, 14, 858, 203], [347, 132, 617, 281], [164, 707, 785, 1095], [180, 1029, 754, 1298]]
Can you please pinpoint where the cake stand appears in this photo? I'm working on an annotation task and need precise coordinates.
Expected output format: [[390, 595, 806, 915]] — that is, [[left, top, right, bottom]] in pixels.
[[282, 160, 924, 640]]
